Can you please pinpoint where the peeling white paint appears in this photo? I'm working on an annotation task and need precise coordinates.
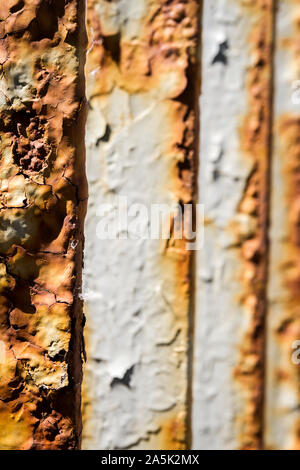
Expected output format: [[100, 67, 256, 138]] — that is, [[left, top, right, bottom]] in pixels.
[[83, 94, 188, 450], [193, 0, 256, 450]]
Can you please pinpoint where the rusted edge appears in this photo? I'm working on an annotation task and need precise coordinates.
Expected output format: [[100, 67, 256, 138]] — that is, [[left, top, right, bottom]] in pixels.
[[234, 0, 275, 450]]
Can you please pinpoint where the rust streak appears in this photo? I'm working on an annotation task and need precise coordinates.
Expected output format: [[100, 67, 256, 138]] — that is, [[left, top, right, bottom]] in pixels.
[[234, 0, 274, 450], [276, 114, 300, 449]]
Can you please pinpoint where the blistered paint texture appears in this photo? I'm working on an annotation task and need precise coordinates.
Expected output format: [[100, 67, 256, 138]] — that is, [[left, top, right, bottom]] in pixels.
[[193, 0, 273, 450], [265, 0, 300, 450], [83, 0, 199, 450], [0, 0, 86, 449]]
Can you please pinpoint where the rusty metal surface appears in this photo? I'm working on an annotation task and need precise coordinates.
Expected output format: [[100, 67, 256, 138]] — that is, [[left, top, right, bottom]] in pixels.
[[1, 0, 300, 452], [265, 0, 300, 450], [82, 0, 199, 450], [193, 0, 273, 450], [0, 0, 86, 450], [235, 0, 274, 449], [83, 0, 300, 451]]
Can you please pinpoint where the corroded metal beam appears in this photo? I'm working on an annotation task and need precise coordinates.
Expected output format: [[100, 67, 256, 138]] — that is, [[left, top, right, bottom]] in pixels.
[[82, 0, 199, 450], [265, 0, 300, 450], [0, 0, 86, 450], [2, 0, 299, 452], [193, 0, 274, 450]]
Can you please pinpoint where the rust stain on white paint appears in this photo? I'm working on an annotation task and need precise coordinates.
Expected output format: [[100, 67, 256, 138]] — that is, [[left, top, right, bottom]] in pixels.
[[83, 0, 199, 450]]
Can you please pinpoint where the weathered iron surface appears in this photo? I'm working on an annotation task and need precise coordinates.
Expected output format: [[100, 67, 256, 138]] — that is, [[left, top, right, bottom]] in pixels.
[[83, 0, 199, 450], [265, 0, 300, 450], [2, 0, 298, 452], [0, 0, 86, 450], [193, 0, 273, 450], [81, 0, 300, 450]]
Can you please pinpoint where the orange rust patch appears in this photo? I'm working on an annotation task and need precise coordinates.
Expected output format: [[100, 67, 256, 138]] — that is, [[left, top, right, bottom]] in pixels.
[[275, 114, 300, 449], [156, 412, 187, 450], [234, 0, 274, 450], [86, 0, 199, 96], [0, 0, 87, 450]]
